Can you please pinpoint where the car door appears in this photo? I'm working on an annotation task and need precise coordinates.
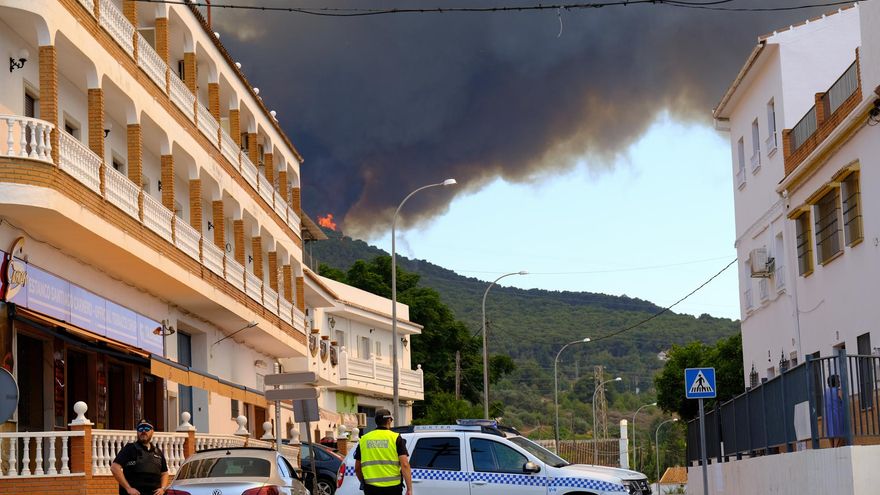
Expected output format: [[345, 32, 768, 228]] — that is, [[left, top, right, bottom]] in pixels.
[[408, 434, 470, 495], [467, 435, 547, 495]]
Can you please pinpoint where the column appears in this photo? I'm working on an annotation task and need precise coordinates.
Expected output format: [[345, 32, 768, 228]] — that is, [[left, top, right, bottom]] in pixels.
[[87, 88, 104, 192], [230, 109, 241, 146], [282, 265, 293, 303], [39, 45, 59, 164], [264, 153, 274, 184], [208, 82, 220, 121], [247, 133, 258, 165], [251, 237, 263, 279], [212, 200, 225, 248], [296, 276, 305, 311], [234, 219, 245, 265], [155, 17, 170, 92], [189, 179, 202, 228], [277, 171, 289, 204], [268, 252, 278, 292], [291, 187, 302, 216], [184, 52, 197, 94], [127, 124, 142, 184], [161, 155, 175, 211]]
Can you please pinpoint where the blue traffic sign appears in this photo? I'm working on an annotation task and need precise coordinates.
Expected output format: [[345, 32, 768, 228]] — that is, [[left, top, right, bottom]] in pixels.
[[685, 367, 716, 399]]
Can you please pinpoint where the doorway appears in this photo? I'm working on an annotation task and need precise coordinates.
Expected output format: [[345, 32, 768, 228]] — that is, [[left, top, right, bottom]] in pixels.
[[143, 374, 165, 430], [16, 334, 45, 431], [67, 350, 92, 425], [107, 363, 129, 430]]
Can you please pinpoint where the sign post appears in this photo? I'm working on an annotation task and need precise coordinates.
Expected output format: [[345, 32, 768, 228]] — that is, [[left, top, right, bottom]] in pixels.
[[685, 367, 716, 495], [264, 371, 321, 495]]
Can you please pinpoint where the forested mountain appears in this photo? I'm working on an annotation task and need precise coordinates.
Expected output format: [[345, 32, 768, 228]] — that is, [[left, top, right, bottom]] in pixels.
[[308, 228, 740, 433]]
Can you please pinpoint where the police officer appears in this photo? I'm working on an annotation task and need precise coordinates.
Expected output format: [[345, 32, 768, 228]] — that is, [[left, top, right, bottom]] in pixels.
[[355, 409, 413, 495], [110, 420, 169, 495]]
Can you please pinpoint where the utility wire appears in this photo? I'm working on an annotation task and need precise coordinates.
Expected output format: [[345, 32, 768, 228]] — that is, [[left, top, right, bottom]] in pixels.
[[134, 0, 860, 17]]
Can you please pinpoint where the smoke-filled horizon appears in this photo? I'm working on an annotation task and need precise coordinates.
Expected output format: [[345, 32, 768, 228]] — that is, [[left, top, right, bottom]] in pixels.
[[212, 0, 837, 237]]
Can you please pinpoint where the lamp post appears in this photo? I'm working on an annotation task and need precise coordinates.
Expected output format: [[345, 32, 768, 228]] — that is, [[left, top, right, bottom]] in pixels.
[[592, 376, 622, 465], [631, 402, 657, 471], [480, 270, 528, 419], [655, 418, 679, 489], [554, 337, 591, 453], [391, 179, 457, 419]]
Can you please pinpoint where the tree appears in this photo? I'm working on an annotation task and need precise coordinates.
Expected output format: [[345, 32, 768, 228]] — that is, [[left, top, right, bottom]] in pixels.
[[319, 256, 515, 418], [654, 334, 744, 421]]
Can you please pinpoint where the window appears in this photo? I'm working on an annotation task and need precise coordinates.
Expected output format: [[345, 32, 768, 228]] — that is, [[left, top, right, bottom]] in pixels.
[[359, 336, 371, 359], [112, 158, 126, 174], [751, 119, 761, 172], [277, 458, 292, 479], [375, 341, 382, 358], [857, 333, 874, 410], [841, 171, 863, 246], [334, 330, 345, 349], [176, 457, 270, 479], [766, 99, 777, 152], [774, 232, 785, 291], [231, 399, 239, 419], [64, 118, 81, 140], [411, 437, 461, 471], [814, 188, 842, 264], [177, 60, 186, 81], [795, 212, 813, 276], [24, 92, 37, 118], [736, 137, 746, 189], [470, 438, 527, 474]]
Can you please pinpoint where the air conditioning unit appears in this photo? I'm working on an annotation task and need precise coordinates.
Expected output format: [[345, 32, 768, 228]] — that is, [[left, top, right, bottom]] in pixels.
[[749, 248, 774, 278], [356, 413, 367, 428]]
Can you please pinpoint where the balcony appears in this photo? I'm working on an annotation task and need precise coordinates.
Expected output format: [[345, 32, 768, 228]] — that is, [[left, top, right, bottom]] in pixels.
[[2, 115, 53, 164], [137, 33, 168, 92], [99, 0, 134, 57], [336, 348, 423, 400]]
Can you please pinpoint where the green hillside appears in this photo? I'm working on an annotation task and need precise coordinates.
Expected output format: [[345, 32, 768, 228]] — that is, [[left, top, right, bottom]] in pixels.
[[308, 228, 740, 433]]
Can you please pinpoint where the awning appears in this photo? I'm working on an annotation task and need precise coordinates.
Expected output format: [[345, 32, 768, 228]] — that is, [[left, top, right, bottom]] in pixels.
[[149, 355, 267, 409]]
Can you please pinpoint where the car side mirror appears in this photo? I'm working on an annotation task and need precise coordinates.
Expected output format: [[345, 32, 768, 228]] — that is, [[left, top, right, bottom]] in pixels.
[[523, 461, 541, 474]]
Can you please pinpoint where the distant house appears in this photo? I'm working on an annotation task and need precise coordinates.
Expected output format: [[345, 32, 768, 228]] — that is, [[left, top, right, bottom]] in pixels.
[[657, 350, 669, 361], [658, 467, 687, 494]]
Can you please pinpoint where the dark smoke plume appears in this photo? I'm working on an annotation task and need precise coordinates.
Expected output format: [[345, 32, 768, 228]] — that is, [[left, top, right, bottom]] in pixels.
[[213, 1, 835, 236]]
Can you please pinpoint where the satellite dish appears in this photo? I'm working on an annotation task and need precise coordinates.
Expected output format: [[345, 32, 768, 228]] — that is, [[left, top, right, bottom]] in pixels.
[[0, 368, 18, 424]]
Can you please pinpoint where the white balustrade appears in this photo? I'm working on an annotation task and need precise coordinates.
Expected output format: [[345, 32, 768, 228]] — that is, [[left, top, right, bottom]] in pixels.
[[263, 286, 279, 315], [273, 190, 288, 221], [77, 0, 95, 16], [279, 297, 293, 325], [142, 193, 173, 243], [225, 255, 245, 292], [174, 217, 201, 261], [1, 115, 54, 163], [339, 352, 423, 397], [104, 165, 141, 220], [58, 131, 101, 194], [169, 73, 196, 121], [203, 240, 224, 277], [286, 205, 301, 233], [194, 434, 246, 452], [220, 129, 240, 167], [99, 0, 135, 57], [137, 33, 168, 92], [0, 431, 82, 478], [241, 154, 258, 189], [292, 306, 306, 333], [152, 433, 188, 475], [197, 104, 220, 147], [245, 271, 263, 303], [258, 174, 274, 208], [92, 430, 136, 476]]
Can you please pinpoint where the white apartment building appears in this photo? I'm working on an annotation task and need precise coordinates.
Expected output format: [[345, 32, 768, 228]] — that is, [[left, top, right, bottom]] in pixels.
[[712, 3, 879, 383], [284, 272, 424, 439]]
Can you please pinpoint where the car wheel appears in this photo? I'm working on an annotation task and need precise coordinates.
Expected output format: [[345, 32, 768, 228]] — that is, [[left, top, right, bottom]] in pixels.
[[315, 477, 335, 495]]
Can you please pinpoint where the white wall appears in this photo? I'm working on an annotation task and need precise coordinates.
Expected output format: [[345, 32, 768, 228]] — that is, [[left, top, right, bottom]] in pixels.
[[860, 1, 880, 94], [0, 18, 40, 116]]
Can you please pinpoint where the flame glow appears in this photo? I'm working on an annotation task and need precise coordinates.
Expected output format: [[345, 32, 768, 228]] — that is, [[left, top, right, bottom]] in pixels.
[[318, 214, 337, 231]]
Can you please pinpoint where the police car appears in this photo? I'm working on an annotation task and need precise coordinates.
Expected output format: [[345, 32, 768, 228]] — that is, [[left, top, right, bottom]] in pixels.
[[335, 422, 650, 495]]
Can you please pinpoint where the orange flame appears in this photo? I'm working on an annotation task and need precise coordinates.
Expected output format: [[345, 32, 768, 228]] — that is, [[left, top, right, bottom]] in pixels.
[[318, 213, 337, 231]]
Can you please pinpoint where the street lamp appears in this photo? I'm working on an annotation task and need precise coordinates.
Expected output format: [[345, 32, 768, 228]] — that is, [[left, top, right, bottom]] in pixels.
[[592, 376, 622, 465], [631, 402, 657, 471], [655, 418, 679, 489], [391, 178, 457, 419], [480, 270, 528, 419], [554, 337, 591, 453]]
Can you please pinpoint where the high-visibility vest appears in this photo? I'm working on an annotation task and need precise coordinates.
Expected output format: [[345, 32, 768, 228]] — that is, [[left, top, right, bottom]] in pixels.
[[359, 429, 402, 487]]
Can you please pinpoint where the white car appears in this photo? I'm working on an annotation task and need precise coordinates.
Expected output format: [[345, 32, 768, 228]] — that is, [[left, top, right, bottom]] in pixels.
[[336, 425, 649, 495]]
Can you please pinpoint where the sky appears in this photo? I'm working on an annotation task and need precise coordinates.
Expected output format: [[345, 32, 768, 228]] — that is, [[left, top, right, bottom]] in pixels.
[[368, 114, 742, 320]]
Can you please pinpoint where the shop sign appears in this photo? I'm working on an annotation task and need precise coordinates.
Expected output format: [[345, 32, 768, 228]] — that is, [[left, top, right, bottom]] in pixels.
[[1, 238, 27, 302]]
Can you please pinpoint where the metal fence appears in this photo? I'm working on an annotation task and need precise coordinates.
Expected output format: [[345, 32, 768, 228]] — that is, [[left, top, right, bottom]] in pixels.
[[687, 351, 880, 464], [534, 439, 620, 466]]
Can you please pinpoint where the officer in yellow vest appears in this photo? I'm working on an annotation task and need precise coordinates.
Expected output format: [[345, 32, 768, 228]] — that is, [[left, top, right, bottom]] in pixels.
[[354, 409, 412, 495]]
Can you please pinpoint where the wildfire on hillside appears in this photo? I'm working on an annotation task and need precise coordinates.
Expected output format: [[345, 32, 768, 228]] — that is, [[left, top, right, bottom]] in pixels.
[[317, 213, 337, 231]]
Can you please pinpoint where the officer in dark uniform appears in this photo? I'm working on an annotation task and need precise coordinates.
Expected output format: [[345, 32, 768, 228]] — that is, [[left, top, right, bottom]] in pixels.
[[110, 419, 169, 495]]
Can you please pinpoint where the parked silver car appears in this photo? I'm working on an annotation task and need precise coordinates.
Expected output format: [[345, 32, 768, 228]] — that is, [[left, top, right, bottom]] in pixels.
[[166, 447, 309, 495]]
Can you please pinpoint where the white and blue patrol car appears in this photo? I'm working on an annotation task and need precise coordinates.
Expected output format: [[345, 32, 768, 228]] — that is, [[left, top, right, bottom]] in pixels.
[[335, 424, 650, 495]]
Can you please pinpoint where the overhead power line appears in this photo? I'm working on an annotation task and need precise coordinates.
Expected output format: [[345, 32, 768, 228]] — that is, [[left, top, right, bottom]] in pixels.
[[134, 0, 862, 17]]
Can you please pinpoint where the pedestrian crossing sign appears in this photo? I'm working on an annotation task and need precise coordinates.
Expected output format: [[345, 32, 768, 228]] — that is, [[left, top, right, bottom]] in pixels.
[[685, 368, 716, 399]]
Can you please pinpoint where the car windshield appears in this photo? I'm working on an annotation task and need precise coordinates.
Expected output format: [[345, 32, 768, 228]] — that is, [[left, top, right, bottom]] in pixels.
[[507, 437, 569, 468], [176, 457, 271, 479]]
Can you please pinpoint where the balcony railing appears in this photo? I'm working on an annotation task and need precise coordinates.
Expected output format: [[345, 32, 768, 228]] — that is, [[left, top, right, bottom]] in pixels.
[[77, 0, 95, 16], [338, 349, 424, 399], [202, 241, 224, 277], [286, 205, 301, 232], [220, 129, 240, 167], [258, 174, 274, 208], [224, 255, 245, 292], [263, 286, 279, 315], [0, 430, 81, 476], [292, 306, 306, 333], [137, 33, 168, 92], [92, 430, 187, 475], [99, 0, 134, 57], [197, 104, 220, 147], [142, 194, 174, 243], [245, 271, 263, 303], [279, 297, 293, 325], [823, 61, 860, 117], [241, 154, 258, 190], [104, 166, 140, 220], [58, 131, 101, 194], [169, 73, 195, 122], [791, 107, 818, 152], [273, 190, 288, 221], [2, 115, 54, 163], [174, 217, 201, 261]]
